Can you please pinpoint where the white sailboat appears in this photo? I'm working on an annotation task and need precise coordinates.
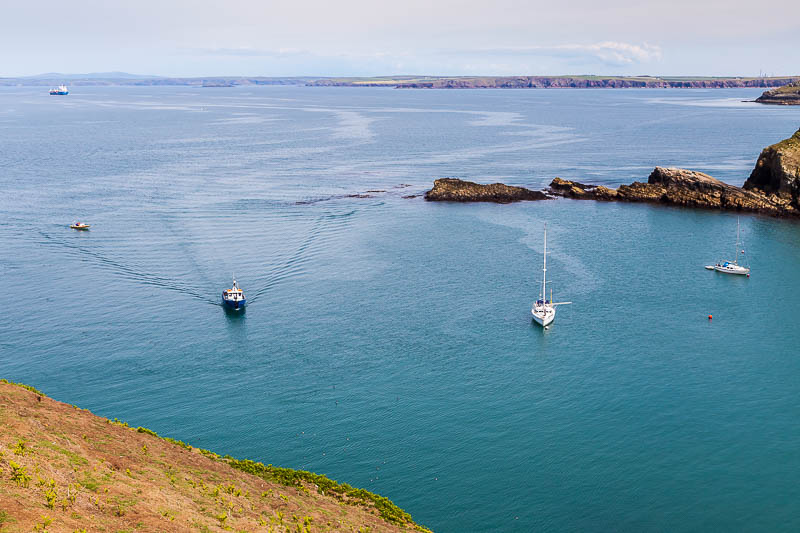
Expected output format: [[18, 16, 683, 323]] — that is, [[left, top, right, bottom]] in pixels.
[[531, 223, 571, 327], [705, 217, 750, 276]]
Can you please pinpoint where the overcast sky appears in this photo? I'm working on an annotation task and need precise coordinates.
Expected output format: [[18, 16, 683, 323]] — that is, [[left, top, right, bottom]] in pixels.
[[2, 0, 798, 77]]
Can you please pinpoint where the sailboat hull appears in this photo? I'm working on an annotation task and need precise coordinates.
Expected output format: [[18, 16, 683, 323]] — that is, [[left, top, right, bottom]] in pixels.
[[532, 307, 555, 327], [713, 265, 749, 275]]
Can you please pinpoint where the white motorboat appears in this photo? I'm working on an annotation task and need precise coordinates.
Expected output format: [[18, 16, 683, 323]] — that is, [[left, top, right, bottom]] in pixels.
[[531, 223, 571, 327], [706, 218, 750, 276]]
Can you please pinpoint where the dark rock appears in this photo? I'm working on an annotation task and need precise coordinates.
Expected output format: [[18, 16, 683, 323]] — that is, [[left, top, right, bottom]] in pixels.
[[548, 166, 797, 216], [425, 178, 547, 203], [743, 129, 800, 209]]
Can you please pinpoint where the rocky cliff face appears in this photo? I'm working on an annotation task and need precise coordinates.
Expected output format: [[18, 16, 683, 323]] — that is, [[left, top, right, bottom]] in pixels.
[[394, 77, 799, 89], [743, 129, 800, 208], [549, 167, 797, 216], [755, 82, 800, 105], [425, 178, 546, 203]]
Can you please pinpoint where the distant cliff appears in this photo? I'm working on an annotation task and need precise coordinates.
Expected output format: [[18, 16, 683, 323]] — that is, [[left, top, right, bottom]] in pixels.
[[755, 81, 800, 105], [307, 76, 800, 89], [6, 75, 796, 89]]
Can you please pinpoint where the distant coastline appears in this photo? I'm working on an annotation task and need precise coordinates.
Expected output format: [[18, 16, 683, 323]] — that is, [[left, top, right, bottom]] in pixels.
[[2, 74, 798, 89]]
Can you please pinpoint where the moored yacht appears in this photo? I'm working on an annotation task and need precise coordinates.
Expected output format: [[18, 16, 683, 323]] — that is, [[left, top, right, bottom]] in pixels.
[[531, 223, 571, 327], [49, 85, 69, 95], [222, 278, 246, 310], [706, 217, 750, 276]]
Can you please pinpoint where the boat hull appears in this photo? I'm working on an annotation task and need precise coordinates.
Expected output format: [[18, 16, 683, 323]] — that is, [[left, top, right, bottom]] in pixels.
[[532, 307, 555, 327], [222, 294, 246, 310], [50, 91, 69, 95], [713, 265, 749, 275]]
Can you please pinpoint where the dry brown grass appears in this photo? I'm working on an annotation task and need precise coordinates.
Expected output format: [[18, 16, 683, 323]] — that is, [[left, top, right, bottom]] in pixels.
[[0, 381, 429, 532]]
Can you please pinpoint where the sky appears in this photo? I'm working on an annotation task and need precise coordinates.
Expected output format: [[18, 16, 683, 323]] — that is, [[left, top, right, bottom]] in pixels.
[[2, 0, 799, 77]]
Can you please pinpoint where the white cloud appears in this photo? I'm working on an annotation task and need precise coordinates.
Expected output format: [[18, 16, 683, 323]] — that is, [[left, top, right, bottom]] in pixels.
[[462, 42, 663, 66], [580, 42, 663, 64]]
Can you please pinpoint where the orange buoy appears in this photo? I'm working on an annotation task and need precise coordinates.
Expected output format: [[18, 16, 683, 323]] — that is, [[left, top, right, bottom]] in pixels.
[[708, 315, 713, 320]]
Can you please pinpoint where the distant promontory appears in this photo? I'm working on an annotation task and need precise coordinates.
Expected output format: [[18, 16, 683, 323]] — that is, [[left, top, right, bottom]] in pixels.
[[755, 81, 800, 105]]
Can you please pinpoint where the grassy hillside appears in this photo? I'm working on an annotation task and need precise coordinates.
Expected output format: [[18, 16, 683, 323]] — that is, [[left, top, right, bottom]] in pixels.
[[0, 380, 430, 532]]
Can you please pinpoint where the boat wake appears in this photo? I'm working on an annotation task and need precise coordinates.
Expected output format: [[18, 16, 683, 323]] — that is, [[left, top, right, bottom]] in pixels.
[[247, 209, 356, 303], [37, 228, 219, 305]]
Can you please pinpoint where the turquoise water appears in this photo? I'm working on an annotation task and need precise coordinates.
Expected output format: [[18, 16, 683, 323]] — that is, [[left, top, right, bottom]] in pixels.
[[2, 86, 800, 531]]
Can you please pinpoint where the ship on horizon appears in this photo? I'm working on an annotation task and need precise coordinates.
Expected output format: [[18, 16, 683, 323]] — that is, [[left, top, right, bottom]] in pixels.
[[49, 85, 69, 95]]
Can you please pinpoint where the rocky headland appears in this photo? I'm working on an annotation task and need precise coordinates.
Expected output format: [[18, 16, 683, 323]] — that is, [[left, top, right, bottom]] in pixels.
[[0, 379, 428, 533], [425, 178, 547, 203], [744, 128, 800, 200], [425, 128, 800, 217], [755, 81, 800, 105], [548, 167, 795, 215]]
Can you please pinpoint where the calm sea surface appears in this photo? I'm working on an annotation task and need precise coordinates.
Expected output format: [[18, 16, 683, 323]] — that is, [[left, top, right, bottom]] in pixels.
[[2, 86, 800, 531]]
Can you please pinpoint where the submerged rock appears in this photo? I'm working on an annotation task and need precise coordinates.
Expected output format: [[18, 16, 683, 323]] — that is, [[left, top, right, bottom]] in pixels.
[[425, 178, 547, 203], [755, 82, 800, 105]]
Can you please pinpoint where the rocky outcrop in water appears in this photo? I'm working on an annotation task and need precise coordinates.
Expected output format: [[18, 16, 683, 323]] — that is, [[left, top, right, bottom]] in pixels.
[[755, 82, 800, 105], [548, 167, 797, 216], [743, 128, 800, 207], [425, 178, 547, 203], [426, 129, 800, 217]]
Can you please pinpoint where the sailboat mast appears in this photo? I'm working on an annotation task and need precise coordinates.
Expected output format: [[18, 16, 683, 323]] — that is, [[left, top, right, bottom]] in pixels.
[[542, 223, 547, 302], [736, 217, 740, 264]]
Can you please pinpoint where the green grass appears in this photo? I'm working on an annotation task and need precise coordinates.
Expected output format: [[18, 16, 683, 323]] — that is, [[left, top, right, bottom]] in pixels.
[[223, 458, 431, 531], [79, 471, 100, 492], [770, 81, 800, 94], [38, 441, 88, 466], [0, 378, 44, 396]]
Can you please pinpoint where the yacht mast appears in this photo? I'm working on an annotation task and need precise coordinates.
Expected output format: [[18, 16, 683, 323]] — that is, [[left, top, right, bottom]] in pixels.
[[542, 223, 547, 302], [735, 218, 740, 265]]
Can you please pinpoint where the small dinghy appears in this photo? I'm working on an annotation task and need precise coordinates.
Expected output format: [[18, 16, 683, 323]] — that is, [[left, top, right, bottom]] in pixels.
[[222, 277, 246, 310], [70, 221, 91, 230]]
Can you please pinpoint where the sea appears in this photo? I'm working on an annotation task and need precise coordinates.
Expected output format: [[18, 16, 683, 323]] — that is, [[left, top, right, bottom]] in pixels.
[[2, 86, 800, 531]]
